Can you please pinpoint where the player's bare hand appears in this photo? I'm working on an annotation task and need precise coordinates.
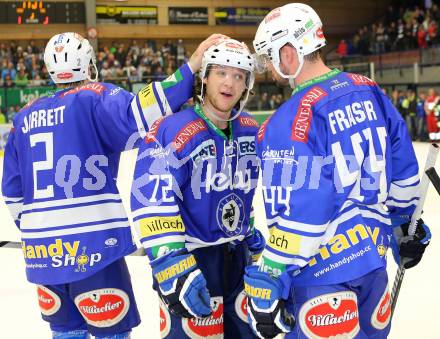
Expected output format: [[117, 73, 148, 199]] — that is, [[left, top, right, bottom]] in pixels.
[[189, 34, 229, 73]]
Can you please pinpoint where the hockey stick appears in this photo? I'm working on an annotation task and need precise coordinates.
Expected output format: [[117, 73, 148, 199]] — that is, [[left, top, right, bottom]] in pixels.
[[425, 167, 440, 196], [390, 143, 439, 318], [0, 240, 146, 256]]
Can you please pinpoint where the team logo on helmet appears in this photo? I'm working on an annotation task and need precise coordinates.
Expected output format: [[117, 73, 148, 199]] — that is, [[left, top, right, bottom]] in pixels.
[[299, 291, 360, 338], [37, 285, 61, 316], [216, 194, 245, 237], [159, 299, 171, 337], [371, 288, 391, 330], [234, 290, 248, 323], [182, 297, 224, 338], [74, 288, 130, 328]]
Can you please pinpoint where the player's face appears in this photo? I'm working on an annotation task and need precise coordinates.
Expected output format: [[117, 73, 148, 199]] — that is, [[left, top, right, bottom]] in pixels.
[[204, 65, 247, 117]]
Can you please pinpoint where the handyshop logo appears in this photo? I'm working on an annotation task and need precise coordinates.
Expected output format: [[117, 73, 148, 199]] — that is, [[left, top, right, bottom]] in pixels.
[[22, 239, 102, 270]]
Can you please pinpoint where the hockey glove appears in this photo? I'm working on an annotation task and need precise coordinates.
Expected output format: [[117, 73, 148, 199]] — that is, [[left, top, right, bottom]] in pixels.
[[391, 218, 431, 269], [151, 249, 211, 318], [245, 229, 266, 263], [244, 266, 294, 338]]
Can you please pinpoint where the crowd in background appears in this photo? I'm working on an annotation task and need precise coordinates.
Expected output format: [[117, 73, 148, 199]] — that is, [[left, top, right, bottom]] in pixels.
[[0, 39, 189, 88], [337, 1, 440, 57], [390, 87, 440, 141]]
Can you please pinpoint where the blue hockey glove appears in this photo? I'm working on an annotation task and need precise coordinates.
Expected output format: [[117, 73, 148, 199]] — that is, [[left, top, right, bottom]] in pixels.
[[151, 249, 211, 318], [244, 266, 294, 338], [391, 218, 431, 269], [245, 229, 266, 263]]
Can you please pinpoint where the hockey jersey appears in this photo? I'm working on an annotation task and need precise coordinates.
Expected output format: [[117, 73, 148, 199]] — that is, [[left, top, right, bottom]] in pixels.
[[257, 69, 420, 286], [130, 104, 260, 260], [1, 63, 194, 285]]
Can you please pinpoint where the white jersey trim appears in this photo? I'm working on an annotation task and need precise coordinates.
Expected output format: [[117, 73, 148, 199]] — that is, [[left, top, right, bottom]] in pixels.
[[392, 174, 419, 186], [131, 99, 147, 138], [21, 201, 127, 230], [22, 193, 121, 212], [266, 216, 328, 234], [131, 205, 179, 219], [21, 221, 130, 239], [388, 182, 420, 201]]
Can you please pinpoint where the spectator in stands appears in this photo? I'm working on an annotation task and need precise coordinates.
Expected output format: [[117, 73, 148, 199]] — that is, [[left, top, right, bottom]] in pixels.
[[3, 74, 14, 88], [177, 39, 186, 66], [401, 88, 417, 140], [417, 25, 428, 48], [416, 91, 428, 141], [375, 22, 387, 54], [337, 39, 348, 58], [425, 88, 440, 141], [14, 67, 29, 87], [0, 109, 6, 124], [1, 61, 16, 81], [258, 92, 271, 111]]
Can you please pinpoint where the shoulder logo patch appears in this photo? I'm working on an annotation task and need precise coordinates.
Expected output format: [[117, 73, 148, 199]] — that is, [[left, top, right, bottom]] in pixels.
[[292, 86, 327, 143], [239, 116, 259, 128], [173, 118, 207, 152], [347, 73, 377, 86]]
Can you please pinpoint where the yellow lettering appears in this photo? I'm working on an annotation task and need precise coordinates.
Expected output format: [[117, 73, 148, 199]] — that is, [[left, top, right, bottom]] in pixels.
[[34, 245, 48, 258], [319, 246, 331, 260], [329, 234, 351, 255], [268, 227, 301, 255], [367, 226, 380, 244], [48, 239, 63, 257], [347, 224, 368, 245], [140, 216, 185, 238], [64, 241, 80, 257], [26, 246, 36, 259]]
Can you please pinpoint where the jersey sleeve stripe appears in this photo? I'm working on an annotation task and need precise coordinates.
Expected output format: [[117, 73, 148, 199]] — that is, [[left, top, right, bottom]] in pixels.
[[388, 182, 420, 201], [5, 202, 23, 222], [131, 98, 147, 138], [392, 174, 419, 186], [22, 193, 122, 211], [21, 221, 130, 239], [267, 216, 328, 233], [386, 198, 419, 208], [131, 205, 179, 219], [141, 235, 186, 249], [263, 249, 310, 266], [20, 198, 123, 215], [153, 81, 173, 116], [3, 196, 24, 203], [20, 202, 128, 230]]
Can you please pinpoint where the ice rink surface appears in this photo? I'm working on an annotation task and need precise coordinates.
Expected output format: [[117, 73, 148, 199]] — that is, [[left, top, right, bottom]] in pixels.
[[0, 142, 439, 338]]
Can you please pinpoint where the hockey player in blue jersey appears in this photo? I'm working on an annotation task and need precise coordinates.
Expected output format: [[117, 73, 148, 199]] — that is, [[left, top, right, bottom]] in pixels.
[[130, 39, 264, 338], [244, 3, 432, 338], [1, 32, 225, 339]]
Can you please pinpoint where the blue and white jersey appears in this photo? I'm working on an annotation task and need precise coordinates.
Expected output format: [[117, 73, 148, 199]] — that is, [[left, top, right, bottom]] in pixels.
[[1, 64, 194, 285], [130, 105, 260, 260], [257, 70, 419, 286]]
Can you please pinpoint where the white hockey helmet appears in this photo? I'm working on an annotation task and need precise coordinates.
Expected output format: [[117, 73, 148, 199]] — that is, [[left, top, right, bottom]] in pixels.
[[200, 39, 255, 120], [253, 3, 326, 80], [44, 32, 98, 84]]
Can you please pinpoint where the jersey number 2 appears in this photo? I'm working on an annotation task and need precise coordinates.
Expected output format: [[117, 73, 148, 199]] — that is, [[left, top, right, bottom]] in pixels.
[[30, 132, 54, 199]]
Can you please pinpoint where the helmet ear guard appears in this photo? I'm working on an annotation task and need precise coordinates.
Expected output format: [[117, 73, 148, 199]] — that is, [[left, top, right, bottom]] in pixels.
[[44, 32, 98, 84], [253, 3, 326, 81], [199, 39, 255, 121]]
